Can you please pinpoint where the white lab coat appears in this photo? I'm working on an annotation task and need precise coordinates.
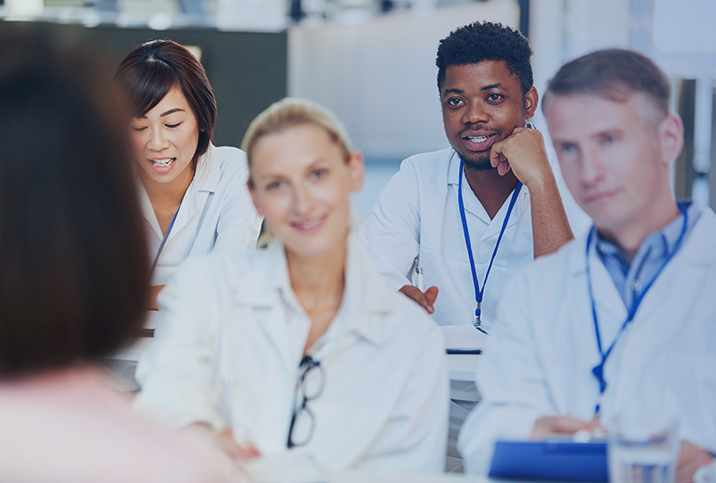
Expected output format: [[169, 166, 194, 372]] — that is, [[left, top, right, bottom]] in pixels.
[[458, 208, 716, 475], [134, 233, 449, 473], [358, 147, 590, 329], [140, 144, 263, 287]]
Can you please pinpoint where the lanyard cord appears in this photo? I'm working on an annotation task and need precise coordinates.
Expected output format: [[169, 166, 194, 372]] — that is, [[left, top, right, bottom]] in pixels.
[[587, 203, 688, 416], [458, 159, 523, 332], [150, 205, 181, 276]]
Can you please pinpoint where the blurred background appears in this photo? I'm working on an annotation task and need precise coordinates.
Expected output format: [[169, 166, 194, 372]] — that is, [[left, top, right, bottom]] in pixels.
[[1, 0, 714, 218]]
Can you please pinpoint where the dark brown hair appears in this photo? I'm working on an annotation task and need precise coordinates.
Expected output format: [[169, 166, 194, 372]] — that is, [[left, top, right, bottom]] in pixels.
[[0, 25, 150, 377], [544, 49, 670, 119], [115, 39, 217, 169]]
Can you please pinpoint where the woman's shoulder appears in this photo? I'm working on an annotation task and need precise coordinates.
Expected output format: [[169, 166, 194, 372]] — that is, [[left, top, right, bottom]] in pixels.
[[210, 144, 246, 163], [207, 145, 249, 186], [208, 145, 248, 172], [0, 371, 234, 483], [195, 144, 249, 187], [184, 145, 254, 213], [174, 246, 280, 296]]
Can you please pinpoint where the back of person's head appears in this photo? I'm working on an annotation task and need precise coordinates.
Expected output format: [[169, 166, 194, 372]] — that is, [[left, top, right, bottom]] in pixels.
[[436, 21, 533, 94], [241, 97, 354, 184], [0, 25, 149, 378], [115, 39, 216, 168], [544, 49, 671, 120]]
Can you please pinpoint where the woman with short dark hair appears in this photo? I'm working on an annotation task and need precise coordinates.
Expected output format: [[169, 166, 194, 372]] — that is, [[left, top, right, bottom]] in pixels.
[[0, 27, 234, 483], [116, 40, 261, 309]]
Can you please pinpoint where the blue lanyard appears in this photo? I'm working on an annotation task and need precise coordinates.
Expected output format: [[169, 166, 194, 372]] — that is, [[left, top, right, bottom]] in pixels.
[[458, 159, 522, 333], [150, 206, 181, 275], [587, 203, 688, 417]]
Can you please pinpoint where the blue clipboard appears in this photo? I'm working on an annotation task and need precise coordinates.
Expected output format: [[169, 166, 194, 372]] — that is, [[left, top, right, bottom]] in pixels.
[[489, 439, 608, 482]]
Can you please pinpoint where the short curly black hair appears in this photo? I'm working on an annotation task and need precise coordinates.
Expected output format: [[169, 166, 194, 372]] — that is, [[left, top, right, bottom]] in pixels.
[[436, 21, 533, 94]]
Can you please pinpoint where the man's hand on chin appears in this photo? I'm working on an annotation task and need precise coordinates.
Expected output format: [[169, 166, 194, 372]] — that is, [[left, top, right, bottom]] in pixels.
[[489, 126, 551, 189]]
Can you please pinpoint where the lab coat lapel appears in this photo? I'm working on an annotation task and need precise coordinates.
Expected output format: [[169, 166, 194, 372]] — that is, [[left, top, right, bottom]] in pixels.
[[628, 208, 716, 330], [454, 162, 492, 224], [167, 145, 221, 244], [418, 150, 455, 269], [170, 183, 202, 242], [447, 152, 525, 242], [138, 181, 164, 240], [671, 207, 716, 267], [568, 232, 628, 342], [479, 187, 525, 242], [233, 243, 298, 371]]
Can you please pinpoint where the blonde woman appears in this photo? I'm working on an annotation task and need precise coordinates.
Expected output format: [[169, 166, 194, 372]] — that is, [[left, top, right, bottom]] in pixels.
[[135, 98, 449, 472]]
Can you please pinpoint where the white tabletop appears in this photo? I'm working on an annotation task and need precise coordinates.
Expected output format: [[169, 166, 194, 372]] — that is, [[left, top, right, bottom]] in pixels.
[[447, 353, 480, 383], [245, 452, 488, 483], [325, 469, 486, 483]]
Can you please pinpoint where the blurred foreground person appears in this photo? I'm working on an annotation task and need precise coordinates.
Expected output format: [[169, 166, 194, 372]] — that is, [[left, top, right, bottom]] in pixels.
[[0, 26, 235, 483], [458, 49, 716, 483], [135, 98, 449, 472]]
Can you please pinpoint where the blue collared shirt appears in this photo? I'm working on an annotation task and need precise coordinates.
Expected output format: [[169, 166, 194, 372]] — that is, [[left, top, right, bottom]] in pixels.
[[594, 201, 702, 307]]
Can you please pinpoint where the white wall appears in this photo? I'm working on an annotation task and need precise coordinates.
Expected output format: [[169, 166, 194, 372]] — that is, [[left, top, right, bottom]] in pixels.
[[528, 0, 630, 140], [288, 0, 519, 161], [287, 0, 641, 216]]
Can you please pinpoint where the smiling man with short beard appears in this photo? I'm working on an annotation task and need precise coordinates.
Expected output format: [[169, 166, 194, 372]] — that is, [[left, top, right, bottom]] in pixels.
[[359, 21, 590, 331]]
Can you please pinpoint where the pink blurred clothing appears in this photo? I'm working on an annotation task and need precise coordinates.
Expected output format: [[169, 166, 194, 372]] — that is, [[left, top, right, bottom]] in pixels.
[[0, 367, 237, 483]]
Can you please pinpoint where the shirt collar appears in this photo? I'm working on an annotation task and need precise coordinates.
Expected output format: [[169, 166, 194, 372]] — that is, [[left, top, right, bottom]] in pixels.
[[447, 149, 462, 186], [234, 231, 391, 347], [570, 203, 716, 276], [593, 200, 698, 270]]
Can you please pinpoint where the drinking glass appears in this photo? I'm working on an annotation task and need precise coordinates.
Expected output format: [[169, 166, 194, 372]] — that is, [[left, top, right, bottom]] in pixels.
[[608, 420, 679, 483]]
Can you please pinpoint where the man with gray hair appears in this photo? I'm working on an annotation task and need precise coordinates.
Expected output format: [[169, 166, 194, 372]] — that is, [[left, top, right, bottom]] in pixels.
[[458, 49, 716, 483]]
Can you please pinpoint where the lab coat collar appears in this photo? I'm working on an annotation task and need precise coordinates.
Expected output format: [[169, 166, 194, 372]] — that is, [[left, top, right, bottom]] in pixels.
[[233, 232, 391, 346], [137, 143, 221, 241], [138, 181, 163, 240], [568, 206, 716, 277], [678, 207, 716, 266], [192, 143, 222, 194], [447, 149, 525, 236], [175, 144, 220, 229], [564, 207, 716, 341], [447, 149, 463, 188]]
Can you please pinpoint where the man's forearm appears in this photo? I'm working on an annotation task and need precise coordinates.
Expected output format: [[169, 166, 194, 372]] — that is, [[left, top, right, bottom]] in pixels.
[[527, 173, 574, 258]]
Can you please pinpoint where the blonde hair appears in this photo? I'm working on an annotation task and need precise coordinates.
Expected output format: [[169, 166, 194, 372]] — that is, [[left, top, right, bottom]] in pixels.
[[241, 98, 353, 186]]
